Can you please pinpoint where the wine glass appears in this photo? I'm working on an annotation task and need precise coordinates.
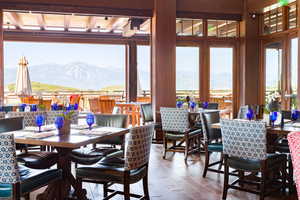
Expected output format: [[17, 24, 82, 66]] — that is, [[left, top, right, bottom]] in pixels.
[[20, 104, 26, 112], [270, 112, 278, 127], [176, 101, 183, 108], [203, 102, 209, 109], [35, 115, 44, 132], [51, 103, 58, 111], [86, 114, 95, 130], [190, 101, 196, 111], [55, 116, 64, 132], [246, 108, 254, 120], [291, 110, 299, 122], [74, 103, 79, 110], [31, 104, 37, 112]]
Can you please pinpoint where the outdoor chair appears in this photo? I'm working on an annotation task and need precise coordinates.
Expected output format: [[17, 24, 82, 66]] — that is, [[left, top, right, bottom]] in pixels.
[[7, 111, 46, 127], [160, 107, 202, 162], [76, 124, 154, 200], [200, 111, 224, 177], [71, 114, 128, 166], [199, 102, 219, 109], [220, 119, 287, 200], [98, 99, 116, 114], [0, 133, 62, 200], [45, 110, 79, 125]]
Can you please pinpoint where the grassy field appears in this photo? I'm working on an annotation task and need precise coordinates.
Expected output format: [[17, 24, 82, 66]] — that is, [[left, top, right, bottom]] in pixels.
[[8, 81, 78, 92]]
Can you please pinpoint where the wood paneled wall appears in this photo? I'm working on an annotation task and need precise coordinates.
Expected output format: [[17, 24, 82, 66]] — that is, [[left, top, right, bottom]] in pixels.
[[126, 41, 138, 102]]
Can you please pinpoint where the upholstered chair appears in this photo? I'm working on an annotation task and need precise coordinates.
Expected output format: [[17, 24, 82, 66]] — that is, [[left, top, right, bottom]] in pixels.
[[160, 107, 202, 162], [237, 105, 261, 119], [71, 114, 128, 166], [0, 133, 62, 200], [7, 111, 46, 127], [287, 132, 300, 198], [200, 111, 223, 177], [199, 102, 219, 109], [45, 110, 79, 125], [76, 124, 154, 200], [220, 119, 287, 200]]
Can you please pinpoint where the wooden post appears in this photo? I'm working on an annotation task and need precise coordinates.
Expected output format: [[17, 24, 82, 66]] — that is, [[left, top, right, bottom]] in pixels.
[[151, 0, 176, 121], [0, 10, 3, 104], [239, 0, 260, 107], [126, 41, 137, 102]]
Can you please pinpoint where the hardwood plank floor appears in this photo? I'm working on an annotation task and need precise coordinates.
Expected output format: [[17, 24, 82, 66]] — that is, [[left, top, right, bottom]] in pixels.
[[31, 144, 298, 200]]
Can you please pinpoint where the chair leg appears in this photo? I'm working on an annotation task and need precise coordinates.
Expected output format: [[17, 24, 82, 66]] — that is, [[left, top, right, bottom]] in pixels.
[[163, 135, 167, 159], [281, 163, 287, 193], [238, 170, 244, 187], [143, 173, 150, 200], [288, 158, 294, 193], [222, 157, 229, 200], [184, 138, 189, 163], [218, 153, 223, 171], [202, 148, 210, 178], [124, 172, 130, 200], [260, 169, 266, 200], [103, 182, 108, 198]]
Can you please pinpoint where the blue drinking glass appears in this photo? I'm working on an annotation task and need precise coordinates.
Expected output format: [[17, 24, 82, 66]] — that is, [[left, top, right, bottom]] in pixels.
[[31, 104, 37, 112], [51, 103, 58, 111], [55, 116, 64, 130], [86, 114, 95, 130], [74, 103, 79, 110], [190, 101, 196, 109], [291, 110, 299, 122], [203, 102, 209, 109], [35, 115, 44, 132], [270, 112, 278, 127], [176, 101, 183, 108], [246, 108, 254, 120], [19, 104, 26, 112]]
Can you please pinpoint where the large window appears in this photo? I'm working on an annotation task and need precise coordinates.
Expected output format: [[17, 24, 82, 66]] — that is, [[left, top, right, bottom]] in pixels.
[[176, 19, 203, 36], [207, 20, 238, 37], [291, 38, 298, 95], [137, 45, 150, 97], [210, 47, 233, 109], [176, 47, 199, 97], [265, 42, 283, 103], [4, 42, 126, 92]]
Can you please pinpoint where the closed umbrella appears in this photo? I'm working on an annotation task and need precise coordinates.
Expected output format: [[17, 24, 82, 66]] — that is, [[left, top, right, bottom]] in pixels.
[[15, 56, 32, 97]]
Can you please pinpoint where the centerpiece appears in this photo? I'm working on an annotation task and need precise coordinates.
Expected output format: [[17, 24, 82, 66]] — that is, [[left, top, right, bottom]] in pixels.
[[55, 110, 75, 135]]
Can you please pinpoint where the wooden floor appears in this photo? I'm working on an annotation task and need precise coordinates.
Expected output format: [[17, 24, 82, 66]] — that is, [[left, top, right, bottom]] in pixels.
[[31, 144, 298, 200]]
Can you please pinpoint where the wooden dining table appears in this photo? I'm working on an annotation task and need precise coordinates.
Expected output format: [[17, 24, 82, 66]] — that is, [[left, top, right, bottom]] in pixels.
[[13, 126, 129, 200]]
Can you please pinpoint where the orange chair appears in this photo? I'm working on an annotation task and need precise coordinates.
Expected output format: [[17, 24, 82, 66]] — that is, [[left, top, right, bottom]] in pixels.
[[98, 99, 115, 114], [89, 98, 100, 113], [136, 97, 151, 103], [70, 95, 81, 105]]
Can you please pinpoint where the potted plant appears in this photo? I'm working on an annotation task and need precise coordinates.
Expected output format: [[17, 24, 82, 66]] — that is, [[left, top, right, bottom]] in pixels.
[[57, 111, 75, 135]]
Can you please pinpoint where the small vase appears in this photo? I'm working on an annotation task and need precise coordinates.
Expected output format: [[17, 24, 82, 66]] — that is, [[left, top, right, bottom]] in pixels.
[[59, 119, 71, 135]]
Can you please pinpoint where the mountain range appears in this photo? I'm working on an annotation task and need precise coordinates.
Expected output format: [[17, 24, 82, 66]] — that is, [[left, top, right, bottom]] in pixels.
[[4, 62, 234, 90]]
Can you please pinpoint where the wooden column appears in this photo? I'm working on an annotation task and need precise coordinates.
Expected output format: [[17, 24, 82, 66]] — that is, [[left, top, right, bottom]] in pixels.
[[126, 41, 137, 102], [297, 0, 300, 106], [239, 0, 260, 106], [151, 0, 176, 120], [0, 10, 3, 104]]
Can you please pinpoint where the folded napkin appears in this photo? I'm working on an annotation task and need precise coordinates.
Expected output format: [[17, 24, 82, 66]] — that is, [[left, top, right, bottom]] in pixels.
[[292, 123, 300, 128], [79, 129, 110, 135], [25, 131, 55, 139], [25, 126, 55, 132]]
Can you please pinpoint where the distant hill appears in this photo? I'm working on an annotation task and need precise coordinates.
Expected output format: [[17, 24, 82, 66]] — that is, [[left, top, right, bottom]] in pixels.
[[8, 81, 78, 92], [100, 85, 125, 91]]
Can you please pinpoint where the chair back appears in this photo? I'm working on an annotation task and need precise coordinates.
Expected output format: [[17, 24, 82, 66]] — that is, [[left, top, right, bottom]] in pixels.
[[124, 124, 154, 170], [7, 111, 46, 127], [287, 132, 300, 198], [0, 117, 23, 133], [89, 98, 99, 113], [140, 104, 153, 123], [220, 119, 267, 160], [200, 111, 221, 142], [199, 102, 219, 110], [41, 99, 52, 111], [0, 112, 5, 119], [98, 99, 115, 114], [95, 114, 128, 145], [282, 110, 292, 120], [45, 111, 79, 125], [160, 107, 189, 133], [136, 97, 151, 103], [70, 95, 81, 105], [0, 133, 20, 184], [238, 105, 261, 119]]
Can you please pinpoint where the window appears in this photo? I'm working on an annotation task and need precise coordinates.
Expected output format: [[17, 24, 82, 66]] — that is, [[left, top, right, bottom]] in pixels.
[[207, 20, 238, 37], [176, 47, 199, 97], [263, 7, 283, 34], [137, 45, 150, 97], [291, 38, 298, 95], [176, 19, 203, 36], [210, 47, 233, 109], [288, 2, 297, 29]]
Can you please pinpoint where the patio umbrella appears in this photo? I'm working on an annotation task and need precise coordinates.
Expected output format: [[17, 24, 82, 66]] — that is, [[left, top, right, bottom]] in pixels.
[[15, 56, 32, 97]]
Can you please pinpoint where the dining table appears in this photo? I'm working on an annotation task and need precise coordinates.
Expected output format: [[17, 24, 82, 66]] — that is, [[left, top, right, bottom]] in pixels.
[[12, 125, 129, 200]]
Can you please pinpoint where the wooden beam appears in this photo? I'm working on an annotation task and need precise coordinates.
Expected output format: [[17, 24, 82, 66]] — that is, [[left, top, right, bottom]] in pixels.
[[126, 41, 138, 102], [177, 11, 242, 21], [106, 17, 126, 32], [86, 16, 97, 32], [5, 12, 22, 29], [151, 0, 177, 120], [64, 15, 71, 31], [36, 14, 46, 30], [140, 19, 150, 32], [0, 10, 3, 104]]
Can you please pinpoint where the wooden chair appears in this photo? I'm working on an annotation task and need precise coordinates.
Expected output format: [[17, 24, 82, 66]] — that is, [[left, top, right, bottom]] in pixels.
[[76, 125, 154, 200], [98, 99, 115, 114], [0, 133, 62, 200], [70, 95, 81, 105], [221, 119, 287, 200], [89, 98, 100, 113], [160, 107, 202, 162], [41, 99, 52, 110], [137, 97, 151, 103]]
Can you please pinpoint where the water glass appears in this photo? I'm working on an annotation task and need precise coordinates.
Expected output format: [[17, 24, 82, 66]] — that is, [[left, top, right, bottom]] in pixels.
[[246, 108, 254, 120], [176, 101, 183, 108], [291, 110, 299, 122], [86, 114, 95, 130], [35, 115, 44, 132], [203, 102, 209, 109], [269, 112, 278, 127], [55, 116, 64, 130]]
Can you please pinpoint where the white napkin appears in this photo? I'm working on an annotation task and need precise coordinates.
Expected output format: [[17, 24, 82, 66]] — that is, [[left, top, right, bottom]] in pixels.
[[79, 129, 110, 135], [25, 131, 55, 139]]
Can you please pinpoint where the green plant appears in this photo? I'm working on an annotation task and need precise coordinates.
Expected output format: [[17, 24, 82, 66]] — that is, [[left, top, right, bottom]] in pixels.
[[59, 110, 75, 120], [37, 104, 46, 111]]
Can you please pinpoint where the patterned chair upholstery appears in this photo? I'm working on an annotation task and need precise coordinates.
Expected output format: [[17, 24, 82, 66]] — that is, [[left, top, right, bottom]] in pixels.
[[160, 107, 202, 162], [287, 132, 300, 198], [76, 124, 154, 200], [220, 119, 287, 200], [7, 111, 46, 127], [0, 133, 62, 199], [200, 111, 223, 177], [71, 114, 128, 166], [199, 102, 219, 109], [0, 112, 5, 119], [45, 110, 79, 125]]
